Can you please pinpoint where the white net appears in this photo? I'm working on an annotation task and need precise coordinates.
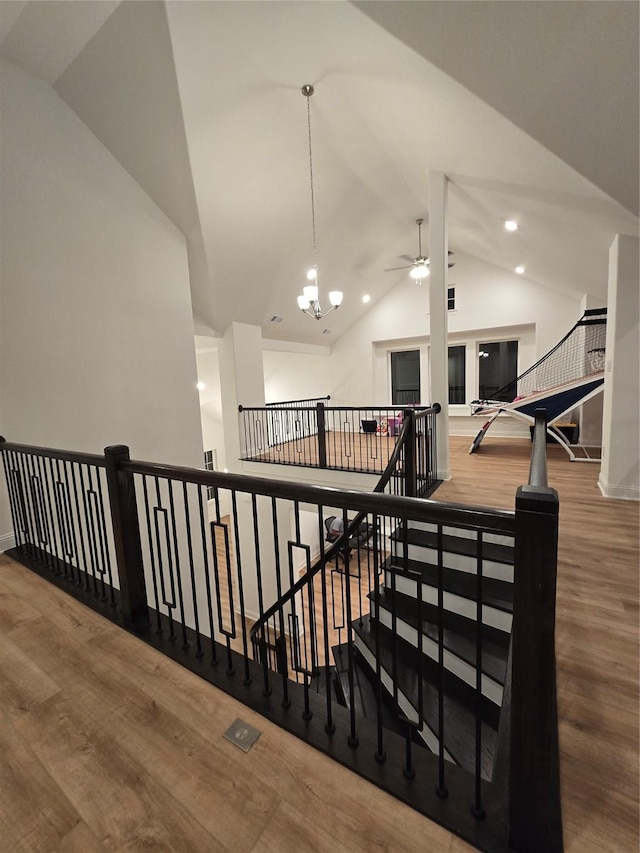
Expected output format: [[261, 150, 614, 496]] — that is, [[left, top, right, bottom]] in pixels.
[[493, 309, 607, 401]]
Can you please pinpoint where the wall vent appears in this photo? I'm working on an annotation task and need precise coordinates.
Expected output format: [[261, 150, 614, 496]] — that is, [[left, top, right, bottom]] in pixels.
[[270, 315, 283, 323]]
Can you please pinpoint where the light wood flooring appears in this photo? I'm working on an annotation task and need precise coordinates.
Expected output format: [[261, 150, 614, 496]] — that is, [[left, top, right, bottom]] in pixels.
[[1, 435, 638, 852]]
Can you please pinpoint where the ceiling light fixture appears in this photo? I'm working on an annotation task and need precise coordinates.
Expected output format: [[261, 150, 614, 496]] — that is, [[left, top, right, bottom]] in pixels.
[[362, 294, 370, 303], [515, 265, 525, 275], [296, 85, 343, 320], [504, 220, 519, 232], [197, 382, 206, 391]]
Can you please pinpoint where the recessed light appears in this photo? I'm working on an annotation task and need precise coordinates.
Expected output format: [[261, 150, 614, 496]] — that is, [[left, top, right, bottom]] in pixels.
[[504, 220, 519, 232], [362, 294, 370, 303], [515, 265, 525, 275], [197, 382, 206, 391]]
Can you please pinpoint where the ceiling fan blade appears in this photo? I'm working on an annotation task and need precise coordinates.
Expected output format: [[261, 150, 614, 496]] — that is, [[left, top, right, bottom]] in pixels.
[[398, 254, 415, 263], [384, 265, 413, 272]]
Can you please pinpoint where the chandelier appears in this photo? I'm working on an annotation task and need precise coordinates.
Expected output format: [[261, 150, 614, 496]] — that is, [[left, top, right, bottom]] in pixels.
[[296, 84, 343, 320]]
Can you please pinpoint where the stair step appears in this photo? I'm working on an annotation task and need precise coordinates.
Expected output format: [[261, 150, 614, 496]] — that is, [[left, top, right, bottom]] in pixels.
[[390, 527, 514, 581], [408, 520, 514, 548], [331, 643, 408, 740], [371, 587, 509, 690], [353, 619, 498, 780], [384, 556, 513, 633]]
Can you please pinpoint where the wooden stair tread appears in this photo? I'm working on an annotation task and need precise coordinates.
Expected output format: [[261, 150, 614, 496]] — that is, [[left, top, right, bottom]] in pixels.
[[385, 556, 514, 614], [353, 619, 498, 779], [391, 527, 514, 564], [370, 587, 509, 686]]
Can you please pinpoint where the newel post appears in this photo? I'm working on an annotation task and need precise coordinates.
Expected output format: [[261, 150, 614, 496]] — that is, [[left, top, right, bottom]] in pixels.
[[404, 409, 417, 497], [104, 445, 149, 630], [510, 483, 563, 853], [316, 402, 327, 468]]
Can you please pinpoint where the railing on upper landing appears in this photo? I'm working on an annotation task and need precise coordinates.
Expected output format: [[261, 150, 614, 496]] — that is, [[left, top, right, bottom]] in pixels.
[[238, 399, 440, 489], [0, 409, 561, 853]]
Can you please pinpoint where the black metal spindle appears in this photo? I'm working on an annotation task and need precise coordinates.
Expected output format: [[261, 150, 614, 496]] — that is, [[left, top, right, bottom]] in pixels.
[[472, 531, 486, 819], [373, 514, 386, 763], [270, 497, 289, 706], [69, 461, 90, 589], [230, 491, 251, 684], [182, 482, 202, 657], [167, 481, 189, 649], [436, 523, 448, 799], [196, 485, 216, 662], [141, 475, 163, 632], [153, 477, 175, 639], [93, 468, 114, 602], [342, 509, 358, 748]]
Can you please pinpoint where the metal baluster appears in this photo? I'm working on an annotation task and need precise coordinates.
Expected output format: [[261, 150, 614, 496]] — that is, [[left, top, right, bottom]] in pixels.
[[79, 464, 99, 594], [196, 484, 216, 662], [95, 468, 116, 602], [472, 531, 486, 819], [342, 509, 358, 748], [182, 482, 202, 657], [153, 477, 175, 639], [373, 513, 386, 763], [270, 497, 289, 706], [69, 462, 90, 589], [141, 475, 163, 633], [168, 480, 189, 649], [436, 523, 448, 799], [230, 491, 251, 684]]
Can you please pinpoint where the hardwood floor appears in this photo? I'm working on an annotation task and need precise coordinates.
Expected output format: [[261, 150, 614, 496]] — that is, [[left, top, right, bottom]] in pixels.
[[1, 435, 638, 852]]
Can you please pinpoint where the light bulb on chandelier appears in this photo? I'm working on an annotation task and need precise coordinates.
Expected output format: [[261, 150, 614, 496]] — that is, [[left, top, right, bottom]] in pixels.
[[295, 85, 343, 320]]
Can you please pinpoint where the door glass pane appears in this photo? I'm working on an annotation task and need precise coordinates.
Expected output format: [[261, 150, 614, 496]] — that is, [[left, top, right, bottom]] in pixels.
[[391, 350, 421, 405], [478, 341, 518, 401], [448, 346, 466, 404]]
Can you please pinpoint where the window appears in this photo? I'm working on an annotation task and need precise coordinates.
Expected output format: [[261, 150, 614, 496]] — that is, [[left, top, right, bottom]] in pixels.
[[448, 345, 466, 404], [447, 286, 455, 311], [204, 449, 217, 499], [391, 350, 420, 405], [478, 341, 518, 402]]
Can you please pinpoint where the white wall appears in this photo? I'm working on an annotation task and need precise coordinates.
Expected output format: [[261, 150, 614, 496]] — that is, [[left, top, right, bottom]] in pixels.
[[0, 59, 204, 545], [261, 254, 582, 423]]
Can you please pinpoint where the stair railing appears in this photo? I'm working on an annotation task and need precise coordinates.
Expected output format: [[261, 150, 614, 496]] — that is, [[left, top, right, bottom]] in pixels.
[[0, 411, 562, 853]]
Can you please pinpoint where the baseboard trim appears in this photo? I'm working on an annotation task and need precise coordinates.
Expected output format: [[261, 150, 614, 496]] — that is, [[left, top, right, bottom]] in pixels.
[[0, 532, 16, 552], [597, 475, 640, 501]]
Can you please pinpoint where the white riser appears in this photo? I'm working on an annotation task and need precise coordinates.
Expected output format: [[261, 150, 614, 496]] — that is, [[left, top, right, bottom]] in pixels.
[[353, 636, 456, 762], [375, 606, 503, 705], [383, 574, 513, 634], [392, 544, 513, 582], [408, 521, 514, 548]]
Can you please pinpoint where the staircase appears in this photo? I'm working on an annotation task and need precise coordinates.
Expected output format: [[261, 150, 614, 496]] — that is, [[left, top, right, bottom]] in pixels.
[[327, 519, 514, 780]]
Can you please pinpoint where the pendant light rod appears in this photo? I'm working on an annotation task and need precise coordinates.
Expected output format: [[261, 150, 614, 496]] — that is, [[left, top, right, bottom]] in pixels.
[[296, 84, 343, 321]]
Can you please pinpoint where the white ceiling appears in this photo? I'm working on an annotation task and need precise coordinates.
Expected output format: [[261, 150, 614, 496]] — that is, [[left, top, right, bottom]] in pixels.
[[1, 0, 637, 346]]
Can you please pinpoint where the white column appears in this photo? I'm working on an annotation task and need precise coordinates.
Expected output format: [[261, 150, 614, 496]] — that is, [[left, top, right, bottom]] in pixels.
[[578, 294, 605, 447], [428, 171, 451, 480], [599, 235, 639, 500], [218, 322, 265, 472]]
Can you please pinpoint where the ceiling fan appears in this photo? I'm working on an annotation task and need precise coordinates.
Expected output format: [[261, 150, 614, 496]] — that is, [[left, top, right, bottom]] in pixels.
[[385, 218, 454, 281]]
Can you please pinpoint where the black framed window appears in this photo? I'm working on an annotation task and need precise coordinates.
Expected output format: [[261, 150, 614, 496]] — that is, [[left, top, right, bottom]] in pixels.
[[391, 350, 420, 405], [448, 345, 466, 404], [478, 340, 518, 401]]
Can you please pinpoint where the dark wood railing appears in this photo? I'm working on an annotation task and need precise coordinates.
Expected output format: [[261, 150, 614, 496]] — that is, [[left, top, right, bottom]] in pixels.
[[0, 413, 561, 853]]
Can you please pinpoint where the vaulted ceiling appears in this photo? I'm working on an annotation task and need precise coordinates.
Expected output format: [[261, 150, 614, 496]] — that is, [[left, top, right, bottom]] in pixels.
[[1, 1, 637, 345]]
